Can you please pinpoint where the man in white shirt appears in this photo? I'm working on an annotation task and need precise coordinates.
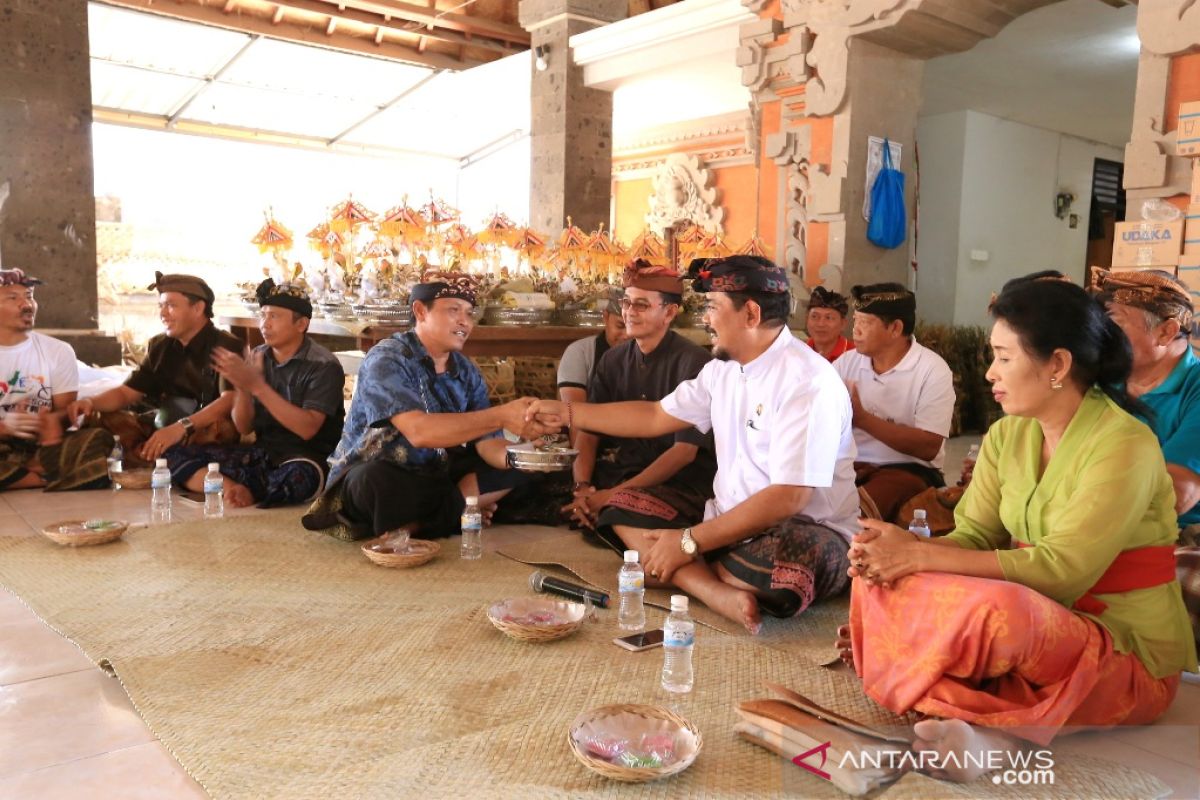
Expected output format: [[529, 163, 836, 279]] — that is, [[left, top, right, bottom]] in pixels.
[[833, 283, 955, 521], [0, 268, 113, 491], [527, 256, 859, 634]]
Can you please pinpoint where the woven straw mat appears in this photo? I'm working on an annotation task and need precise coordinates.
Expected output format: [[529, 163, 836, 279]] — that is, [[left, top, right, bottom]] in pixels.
[[0, 513, 1169, 799]]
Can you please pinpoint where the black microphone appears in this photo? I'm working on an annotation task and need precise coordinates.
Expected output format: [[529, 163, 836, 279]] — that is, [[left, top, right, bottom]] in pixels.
[[529, 570, 610, 608]]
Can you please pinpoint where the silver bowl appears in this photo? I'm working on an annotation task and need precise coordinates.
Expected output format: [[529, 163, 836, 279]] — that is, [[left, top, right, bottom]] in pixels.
[[352, 303, 413, 327], [318, 302, 355, 321], [483, 306, 555, 327], [556, 308, 605, 328], [506, 441, 578, 472]]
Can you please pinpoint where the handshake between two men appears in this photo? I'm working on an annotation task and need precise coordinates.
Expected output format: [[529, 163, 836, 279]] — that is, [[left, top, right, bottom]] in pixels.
[[498, 398, 574, 441]]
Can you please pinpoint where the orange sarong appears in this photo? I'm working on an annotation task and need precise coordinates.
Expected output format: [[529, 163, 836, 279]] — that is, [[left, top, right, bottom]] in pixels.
[[849, 574, 1179, 745]]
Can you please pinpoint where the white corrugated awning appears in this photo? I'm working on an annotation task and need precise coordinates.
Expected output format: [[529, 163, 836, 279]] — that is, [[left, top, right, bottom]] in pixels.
[[88, 2, 530, 161]]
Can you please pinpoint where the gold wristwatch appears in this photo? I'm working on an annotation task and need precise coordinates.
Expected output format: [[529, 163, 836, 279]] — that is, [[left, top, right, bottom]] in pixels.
[[680, 527, 698, 557], [178, 417, 195, 440]]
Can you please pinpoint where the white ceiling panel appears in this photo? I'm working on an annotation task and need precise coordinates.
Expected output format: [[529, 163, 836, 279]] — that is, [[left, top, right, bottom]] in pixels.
[[88, 3, 249, 78], [183, 82, 377, 140], [348, 53, 529, 156], [217, 38, 433, 106], [90, 60, 204, 116]]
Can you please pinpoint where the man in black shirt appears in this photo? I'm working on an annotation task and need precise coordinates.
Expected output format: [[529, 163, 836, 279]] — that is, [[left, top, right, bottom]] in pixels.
[[170, 279, 345, 507], [68, 272, 241, 462], [566, 262, 716, 547]]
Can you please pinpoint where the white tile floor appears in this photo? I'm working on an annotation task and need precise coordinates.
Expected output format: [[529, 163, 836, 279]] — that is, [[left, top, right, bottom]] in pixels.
[[0, 443, 1197, 798]]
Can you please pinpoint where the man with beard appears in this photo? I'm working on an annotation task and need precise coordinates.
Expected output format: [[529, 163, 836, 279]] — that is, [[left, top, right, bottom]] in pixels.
[[302, 272, 553, 541], [527, 256, 859, 633], [0, 268, 113, 491]]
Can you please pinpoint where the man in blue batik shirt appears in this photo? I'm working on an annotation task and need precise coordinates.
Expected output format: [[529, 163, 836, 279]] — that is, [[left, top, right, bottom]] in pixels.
[[302, 272, 552, 540], [1095, 268, 1200, 534]]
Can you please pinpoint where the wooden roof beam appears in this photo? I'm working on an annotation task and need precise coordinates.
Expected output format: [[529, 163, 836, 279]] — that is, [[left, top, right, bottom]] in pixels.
[[339, 0, 529, 45], [95, 0, 486, 70], [271, 0, 520, 54]]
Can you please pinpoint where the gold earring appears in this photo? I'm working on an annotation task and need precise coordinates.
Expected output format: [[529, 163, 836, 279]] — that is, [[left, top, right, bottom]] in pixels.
[[1051, 377, 1063, 390]]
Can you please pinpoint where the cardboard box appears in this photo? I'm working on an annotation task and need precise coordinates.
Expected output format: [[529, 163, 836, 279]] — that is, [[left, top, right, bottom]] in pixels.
[[1179, 253, 1200, 293], [1181, 101, 1200, 157], [1186, 205, 1200, 255], [1112, 219, 1183, 267], [1191, 161, 1200, 205]]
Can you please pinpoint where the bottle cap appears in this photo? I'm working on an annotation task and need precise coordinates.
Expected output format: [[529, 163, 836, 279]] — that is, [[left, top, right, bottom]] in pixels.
[[208, 462, 220, 471], [155, 458, 167, 468], [623, 550, 639, 563], [465, 495, 479, 505], [670, 594, 688, 610], [914, 509, 927, 519]]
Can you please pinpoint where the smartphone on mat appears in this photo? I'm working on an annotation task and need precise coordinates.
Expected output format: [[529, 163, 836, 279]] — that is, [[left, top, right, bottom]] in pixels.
[[613, 629, 664, 651]]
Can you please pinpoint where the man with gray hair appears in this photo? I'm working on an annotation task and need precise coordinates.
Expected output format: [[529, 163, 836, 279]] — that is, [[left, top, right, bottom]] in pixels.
[[1094, 267, 1200, 531]]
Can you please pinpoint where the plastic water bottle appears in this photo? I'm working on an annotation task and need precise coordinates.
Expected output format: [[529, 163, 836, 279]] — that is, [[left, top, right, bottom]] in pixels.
[[908, 508, 931, 538], [460, 496, 482, 560], [150, 458, 172, 524], [618, 550, 646, 631], [203, 462, 224, 519], [661, 595, 695, 694], [107, 440, 123, 489]]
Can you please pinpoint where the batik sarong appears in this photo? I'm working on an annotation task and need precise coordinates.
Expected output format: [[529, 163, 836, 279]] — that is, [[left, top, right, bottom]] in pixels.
[[0, 427, 114, 492], [713, 515, 851, 617], [164, 444, 323, 508]]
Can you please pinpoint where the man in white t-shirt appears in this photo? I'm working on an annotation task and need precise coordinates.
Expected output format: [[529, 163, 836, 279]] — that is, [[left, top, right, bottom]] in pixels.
[[0, 268, 113, 491], [833, 283, 955, 522], [527, 256, 858, 634]]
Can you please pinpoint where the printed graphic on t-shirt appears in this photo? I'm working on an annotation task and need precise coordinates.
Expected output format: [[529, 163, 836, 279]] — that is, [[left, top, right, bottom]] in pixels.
[[0, 369, 53, 412]]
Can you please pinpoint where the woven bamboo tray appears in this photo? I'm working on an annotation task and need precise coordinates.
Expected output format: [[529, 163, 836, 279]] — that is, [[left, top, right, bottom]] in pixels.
[[568, 703, 702, 782], [360, 538, 440, 568], [473, 357, 517, 406], [487, 596, 586, 642], [41, 519, 129, 547], [112, 468, 153, 490], [512, 357, 560, 400]]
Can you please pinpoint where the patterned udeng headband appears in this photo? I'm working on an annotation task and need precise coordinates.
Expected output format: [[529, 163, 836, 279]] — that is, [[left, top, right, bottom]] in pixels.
[[851, 284, 915, 318], [411, 271, 479, 307], [256, 278, 313, 318], [1091, 267, 1194, 333], [851, 291, 908, 311], [687, 255, 789, 294]]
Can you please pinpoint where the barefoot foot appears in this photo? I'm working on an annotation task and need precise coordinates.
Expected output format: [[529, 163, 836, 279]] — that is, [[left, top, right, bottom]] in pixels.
[[225, 481, 255, 508], [835, 623, 855, 670], [912, 719, 1018, 783], [695, 582, 762, 634]]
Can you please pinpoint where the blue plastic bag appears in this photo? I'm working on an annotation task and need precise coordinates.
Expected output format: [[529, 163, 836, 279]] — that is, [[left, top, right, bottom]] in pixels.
[[867, 139, 906, 249]]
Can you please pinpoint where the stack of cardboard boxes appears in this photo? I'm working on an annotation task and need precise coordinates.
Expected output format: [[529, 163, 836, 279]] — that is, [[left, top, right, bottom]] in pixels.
[[1109, 102, 1200, 284], [1179, 100, 1200, 357]]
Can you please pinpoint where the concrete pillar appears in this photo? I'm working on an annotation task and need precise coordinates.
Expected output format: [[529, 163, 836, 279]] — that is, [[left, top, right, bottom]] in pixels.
[[0, 0, 99, 331], [519, 0, 626, 235], [840, 38, 924, 291]]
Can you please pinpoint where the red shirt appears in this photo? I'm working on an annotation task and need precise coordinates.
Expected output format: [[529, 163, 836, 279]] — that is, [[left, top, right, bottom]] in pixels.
[[806, 335, 854, 362]]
